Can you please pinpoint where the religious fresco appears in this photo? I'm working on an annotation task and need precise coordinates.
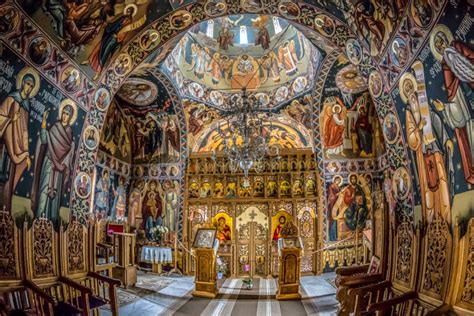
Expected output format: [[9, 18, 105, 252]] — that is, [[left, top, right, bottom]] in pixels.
[[194, 116, 313, 152], [320, 56, 385, 160], [100, 74, 181, 165], [93, 163, 130, 221], [0, 42, 86, 226], [325, 173, 372, 242], [16, 0, 176, 79], [388, 2, 474, 227], [99, 100, 132, 163], [341, 0, 407, 57], [184, 91, 314, 152], [161, 15, 322, 110]]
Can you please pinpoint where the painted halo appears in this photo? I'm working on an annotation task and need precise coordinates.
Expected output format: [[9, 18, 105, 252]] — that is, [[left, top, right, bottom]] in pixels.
[[292, 76, 308, 93], [0, 6, 19, 34], [113, 53, 133, 77], [28, 36, 52, 66], [335, 64, 367, 94], [82, 125, 99, 151], [368, 71, 383, 98], [255, 92, 270, 107], [275, 86, 289, 103], [59, 98, 78, 125], [429, 24, 454, 62], [74, 172, 92, 199], [410, 1, 433, 28], [399, 72, 417, 104], [314, 14, 336, 37], [60, 66, 81, 93], [278, 1, 301, 20], [345, 38, 362, 65], [204, 0, 227, 17], [94, 87, 111, 112], [169, 10, 193, 30], [188, 82, 204, 98], [139, 29, 161, 52], [117, 77, 158, 106], [210, 90, 224, 106], [382, 112, 400, 145], [392, 166, 411, 201], [390, 37, 408, 68], [16, 67, 40, 98]]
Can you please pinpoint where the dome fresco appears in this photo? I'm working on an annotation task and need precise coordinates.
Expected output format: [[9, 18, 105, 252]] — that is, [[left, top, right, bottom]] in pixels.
[[161, 15, 322, 110]]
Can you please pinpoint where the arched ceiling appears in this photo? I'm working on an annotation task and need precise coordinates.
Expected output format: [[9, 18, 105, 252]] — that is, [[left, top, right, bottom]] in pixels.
[[14, 0, 353, 80], [160, 15, 324, 110]]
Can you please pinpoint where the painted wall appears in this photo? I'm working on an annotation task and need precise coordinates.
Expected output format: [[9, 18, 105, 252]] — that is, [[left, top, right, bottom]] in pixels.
[[0, 41, 86, 227]]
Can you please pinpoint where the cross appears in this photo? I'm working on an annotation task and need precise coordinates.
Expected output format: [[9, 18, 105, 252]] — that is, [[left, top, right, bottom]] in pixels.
[[249, 209, 257, 220]]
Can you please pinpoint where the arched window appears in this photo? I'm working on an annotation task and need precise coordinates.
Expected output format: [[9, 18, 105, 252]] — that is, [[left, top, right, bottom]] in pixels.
[[206, 20, 214, 38], [240, 25, 248, 44], [273, 16, 282, 34]]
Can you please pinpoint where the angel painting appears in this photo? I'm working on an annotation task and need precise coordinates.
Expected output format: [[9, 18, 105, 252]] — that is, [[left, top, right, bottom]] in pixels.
[[322, 97, 347, 157]]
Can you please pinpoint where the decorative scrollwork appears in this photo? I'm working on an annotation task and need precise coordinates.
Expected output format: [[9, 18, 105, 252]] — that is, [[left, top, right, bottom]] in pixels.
[[422, 217, 450, 295], [461, 220, 474, 304], [395, 222, 413, 284], [32, 218, 54, 277], [0, 210, 16, 278], [67, 222, 85, 274]]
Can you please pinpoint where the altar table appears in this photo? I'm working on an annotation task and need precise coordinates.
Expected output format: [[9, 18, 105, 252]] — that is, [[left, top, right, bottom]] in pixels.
[[141, 246, 173, 274]]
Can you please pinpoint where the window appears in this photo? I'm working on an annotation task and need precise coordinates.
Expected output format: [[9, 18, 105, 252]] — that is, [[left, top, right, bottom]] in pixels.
[[206, 20, 214, 38], [240, 25, 248, 44], [273, 16, 282, 34]]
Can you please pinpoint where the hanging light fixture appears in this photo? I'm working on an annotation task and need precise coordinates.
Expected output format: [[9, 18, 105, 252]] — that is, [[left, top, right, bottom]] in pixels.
[[213, 89, 279, 177]]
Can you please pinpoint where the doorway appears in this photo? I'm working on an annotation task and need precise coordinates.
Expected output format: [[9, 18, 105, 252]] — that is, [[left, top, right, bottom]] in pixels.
[[236, 206, 268, 277]]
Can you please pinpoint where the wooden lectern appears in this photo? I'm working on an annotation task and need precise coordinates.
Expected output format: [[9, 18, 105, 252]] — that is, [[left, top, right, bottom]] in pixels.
[[276, 221, 303, 300], [112, 232, 137, 287], [192, 228, 219, 298]]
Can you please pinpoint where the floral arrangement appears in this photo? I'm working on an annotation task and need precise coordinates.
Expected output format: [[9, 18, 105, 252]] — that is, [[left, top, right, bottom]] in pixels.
[[149, 225, 169, 243]]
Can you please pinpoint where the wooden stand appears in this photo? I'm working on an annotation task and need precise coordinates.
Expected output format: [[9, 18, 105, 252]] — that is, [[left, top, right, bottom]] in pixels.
[[276, 238, 302, 300], [112, 232, 137, 287], [192, 247, 218, 298]]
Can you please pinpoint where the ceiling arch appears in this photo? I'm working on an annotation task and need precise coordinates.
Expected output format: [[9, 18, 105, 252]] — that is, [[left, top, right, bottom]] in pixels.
[[62, 0, 413, 228]]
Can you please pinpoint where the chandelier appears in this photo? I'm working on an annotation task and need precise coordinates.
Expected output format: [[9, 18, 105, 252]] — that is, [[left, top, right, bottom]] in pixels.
[[213, 89, 278, 177]]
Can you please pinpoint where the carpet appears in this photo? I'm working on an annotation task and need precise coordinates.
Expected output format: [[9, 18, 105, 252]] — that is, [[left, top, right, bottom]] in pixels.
[[104, 275, 174, 309]]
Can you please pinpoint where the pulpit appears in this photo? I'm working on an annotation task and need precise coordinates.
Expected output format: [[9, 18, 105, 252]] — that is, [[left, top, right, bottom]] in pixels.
[[112, 232, 137, 287], [276, 236, 303, 300], [192, 228, 219, 298]]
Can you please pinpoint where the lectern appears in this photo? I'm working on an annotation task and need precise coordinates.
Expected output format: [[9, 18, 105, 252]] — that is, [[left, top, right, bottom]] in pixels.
[[192, 228, 219, 298], [276, 236, 303, 300], [112, 232, 137, 287]]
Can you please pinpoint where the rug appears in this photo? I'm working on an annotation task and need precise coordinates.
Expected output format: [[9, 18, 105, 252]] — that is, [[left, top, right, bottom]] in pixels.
[[103, 275, 174, 309]]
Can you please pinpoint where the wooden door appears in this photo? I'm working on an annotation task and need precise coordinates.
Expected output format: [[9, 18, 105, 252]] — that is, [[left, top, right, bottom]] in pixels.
[[236, 206, 268, 277]]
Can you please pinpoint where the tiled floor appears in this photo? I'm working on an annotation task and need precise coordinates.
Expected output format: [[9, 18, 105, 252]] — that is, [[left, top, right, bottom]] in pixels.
[[101, 272, 338, 315]]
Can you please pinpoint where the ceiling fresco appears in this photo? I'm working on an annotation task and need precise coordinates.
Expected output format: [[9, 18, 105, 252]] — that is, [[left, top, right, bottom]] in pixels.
[[183, 90, 314, 153], [194, 115, 313, 153], [13, 0, 352, 81], [161, 15, 322, 110], [101, 73, 182, 165]]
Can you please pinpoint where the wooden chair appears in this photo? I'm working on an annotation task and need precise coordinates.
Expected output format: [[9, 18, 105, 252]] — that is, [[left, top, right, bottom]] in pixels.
[[360, 290, 451, 315], [23, 217, 85, 315], [0, 209, 39, 315], [60, 220, 120, 316], [350, 216, 452, 316], [446, 217, 473, 315], [89, 218, 116, 276], [336, 222, 419, 315]]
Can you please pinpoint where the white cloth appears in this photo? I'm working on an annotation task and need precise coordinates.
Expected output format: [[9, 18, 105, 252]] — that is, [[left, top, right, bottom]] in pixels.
[[141, 246, 173, 264]]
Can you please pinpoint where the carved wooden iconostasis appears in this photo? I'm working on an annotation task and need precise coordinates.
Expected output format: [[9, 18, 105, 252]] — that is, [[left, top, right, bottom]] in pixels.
[[184, 150, 319, 277]]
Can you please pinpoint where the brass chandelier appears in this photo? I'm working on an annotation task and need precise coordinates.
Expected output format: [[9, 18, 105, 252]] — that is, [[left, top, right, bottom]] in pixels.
[[213, 89, 278, 177]]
